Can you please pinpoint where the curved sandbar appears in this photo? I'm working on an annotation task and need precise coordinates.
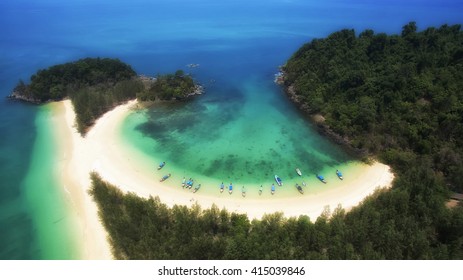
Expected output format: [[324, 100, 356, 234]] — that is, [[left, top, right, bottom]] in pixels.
[[56, 99, 394, 259]]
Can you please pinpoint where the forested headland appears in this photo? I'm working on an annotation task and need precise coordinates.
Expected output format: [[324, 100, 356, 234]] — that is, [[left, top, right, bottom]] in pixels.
[[11, 58, 201, 134], [88, 23, 463, 260], [282, 22, 463, 193]]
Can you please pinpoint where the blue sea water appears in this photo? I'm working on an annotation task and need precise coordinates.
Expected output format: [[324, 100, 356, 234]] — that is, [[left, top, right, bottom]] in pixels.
[[1, 0, 462, 259]]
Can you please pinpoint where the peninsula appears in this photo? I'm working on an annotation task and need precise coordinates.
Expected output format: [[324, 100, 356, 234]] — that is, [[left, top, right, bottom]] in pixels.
[[10, 57, 202, 134]]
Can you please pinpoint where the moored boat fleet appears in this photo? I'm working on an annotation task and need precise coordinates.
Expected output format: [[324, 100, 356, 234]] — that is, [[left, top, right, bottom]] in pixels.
[[156, 161, 345, 196]]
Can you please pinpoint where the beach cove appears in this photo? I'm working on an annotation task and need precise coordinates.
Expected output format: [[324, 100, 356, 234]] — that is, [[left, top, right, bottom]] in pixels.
[[55, 99, 393, 259]]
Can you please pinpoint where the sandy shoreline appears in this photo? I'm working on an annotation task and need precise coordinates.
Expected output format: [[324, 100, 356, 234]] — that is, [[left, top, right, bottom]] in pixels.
[[56, 99, 394, 259]]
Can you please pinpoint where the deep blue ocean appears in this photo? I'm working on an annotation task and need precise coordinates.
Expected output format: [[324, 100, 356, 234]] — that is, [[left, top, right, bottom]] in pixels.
[[1, 0, 462, 259]]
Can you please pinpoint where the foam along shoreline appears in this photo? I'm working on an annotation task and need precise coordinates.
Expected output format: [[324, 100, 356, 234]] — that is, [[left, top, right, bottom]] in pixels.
[[57, 99, 394, 259]]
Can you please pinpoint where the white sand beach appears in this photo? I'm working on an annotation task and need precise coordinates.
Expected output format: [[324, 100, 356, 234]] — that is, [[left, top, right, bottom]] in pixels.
[[55, 99, 394, 259]]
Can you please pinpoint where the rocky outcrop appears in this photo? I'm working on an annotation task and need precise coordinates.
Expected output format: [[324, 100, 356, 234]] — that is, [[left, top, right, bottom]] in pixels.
[[7, 91, 41, 104], [186, 84, 204, 97]]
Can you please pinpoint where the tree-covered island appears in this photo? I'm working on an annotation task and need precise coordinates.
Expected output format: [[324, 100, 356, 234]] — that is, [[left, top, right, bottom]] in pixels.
[[88, 23, 463, 260], [10, 57, 202, 134]]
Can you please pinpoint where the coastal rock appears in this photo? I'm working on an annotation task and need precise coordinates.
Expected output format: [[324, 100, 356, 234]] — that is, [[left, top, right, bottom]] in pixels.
[[186, 84, 204, 97], [7, 91, 41, 104]]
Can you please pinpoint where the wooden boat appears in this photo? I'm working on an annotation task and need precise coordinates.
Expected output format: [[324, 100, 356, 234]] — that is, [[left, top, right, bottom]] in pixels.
[[271, 184, 276, 195], [275, 175, 283, 186], [157, 161, 166, 170], [296, 168, 302, 176], [259, 185, 263, 195], [193, 184, 201, 193], [229, 183, 233, 194], [242, 186, 246, 197], [336, 170, 343, 180], [160, 173, 171, 182], [295, 183, 304, 194], [220, 182, 225, 193], [316, 174, 327, 184]]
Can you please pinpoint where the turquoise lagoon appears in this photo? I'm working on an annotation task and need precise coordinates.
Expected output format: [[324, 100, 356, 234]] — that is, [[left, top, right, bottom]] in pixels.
[[119, 76, 357, 198], [1, 0, 462, 259]]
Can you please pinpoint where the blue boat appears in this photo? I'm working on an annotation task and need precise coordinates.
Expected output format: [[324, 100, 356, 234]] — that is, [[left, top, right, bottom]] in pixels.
[[186, 178, 193, 188], [229, 183, 233, 194], [160, 173, 171, 182], [275, 175, 283, 186], [157, 161, 166, 170], [336, 170, 343, 180], [271, 184, 276, 195], [220, 182, 225, 193], [316, 174, 327, 184]]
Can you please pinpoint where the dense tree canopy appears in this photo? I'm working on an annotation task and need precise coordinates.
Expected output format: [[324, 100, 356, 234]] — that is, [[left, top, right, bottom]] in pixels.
[[70, 79, 144, 133], [282, 23, 463, 192], [14, 57, 137, 102]]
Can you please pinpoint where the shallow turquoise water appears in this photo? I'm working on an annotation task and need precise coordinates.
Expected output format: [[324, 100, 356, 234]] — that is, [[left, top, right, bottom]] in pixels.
[[21, 105, 79, 259], [121, 76, 353, 190], [1, 0, 462, 259]]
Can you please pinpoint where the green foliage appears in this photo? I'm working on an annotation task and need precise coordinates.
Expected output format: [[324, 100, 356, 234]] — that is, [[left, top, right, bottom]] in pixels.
[[14, 59, 200, 134], [137, 71, 196, 101], [69, 79, 144, 134], [283, 23, 463, 191], [16, 57, 136, 102]]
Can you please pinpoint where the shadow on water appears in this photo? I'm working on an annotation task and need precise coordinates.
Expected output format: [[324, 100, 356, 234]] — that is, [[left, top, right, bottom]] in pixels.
[[135, 84, 248, 163]]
